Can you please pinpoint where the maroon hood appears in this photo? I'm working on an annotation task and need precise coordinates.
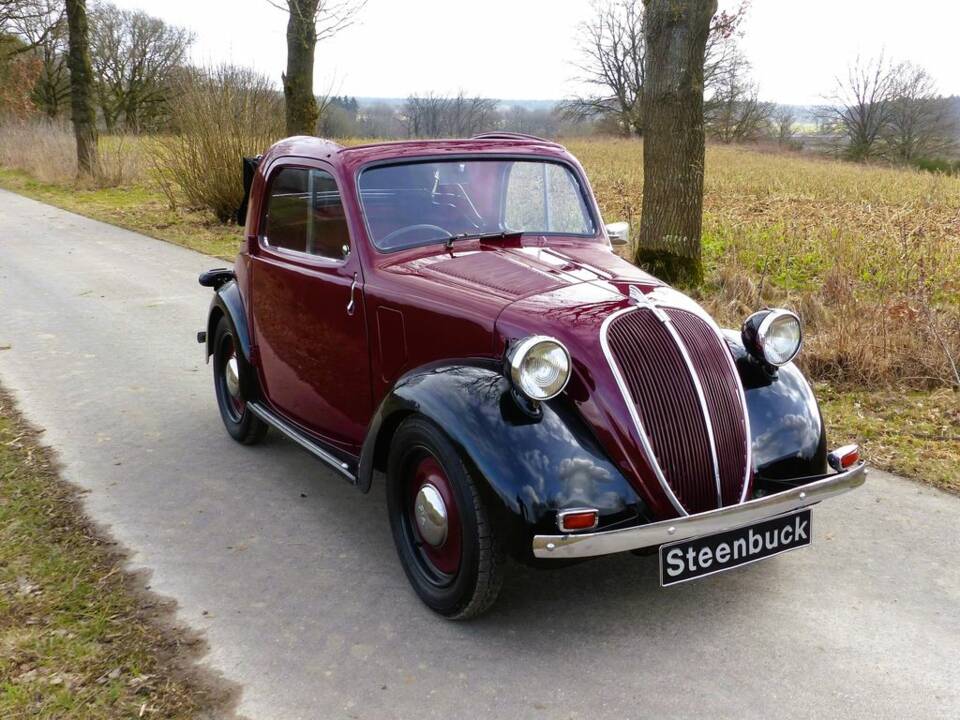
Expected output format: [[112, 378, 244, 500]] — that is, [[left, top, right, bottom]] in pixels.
[[381, 239, 661, 306]]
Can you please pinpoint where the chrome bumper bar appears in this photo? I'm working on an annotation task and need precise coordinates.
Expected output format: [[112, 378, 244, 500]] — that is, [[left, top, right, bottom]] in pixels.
[[532, 463, 867, 560]]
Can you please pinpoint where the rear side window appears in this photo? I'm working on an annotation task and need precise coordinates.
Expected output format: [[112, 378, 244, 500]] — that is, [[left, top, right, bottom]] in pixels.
[[263, 167, 350, 260]]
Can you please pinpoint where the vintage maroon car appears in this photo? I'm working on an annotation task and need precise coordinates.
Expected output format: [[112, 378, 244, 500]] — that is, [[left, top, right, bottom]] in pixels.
[[198, 133, 866, 618]]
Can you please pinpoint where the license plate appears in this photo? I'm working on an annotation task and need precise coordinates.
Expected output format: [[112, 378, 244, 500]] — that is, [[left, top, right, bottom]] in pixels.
[[659, 509, 812, 587]]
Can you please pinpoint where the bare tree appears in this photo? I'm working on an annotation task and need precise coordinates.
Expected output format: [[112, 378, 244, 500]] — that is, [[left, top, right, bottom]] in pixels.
[[638, 0, 716, 286], [89, 2, 192, 132], [268, 0, 365, 136], [402, 93, 450, 138], [702, 3, 747, 90], [824, 55, 897, 161], [705, 52, 771, 143], [0, 0, 54, 48], [2, 0, 69, 117], [64, 0, 99, 176], [445, 93, 499, 137], [883, 63, 956, 163], [357, 101, 405, 137], [501, 105, 561, 137], [564, 0, 645, 136], [400, 92, 498, 138], [770, 105, 796, 145], [566, 0, 745, 137]]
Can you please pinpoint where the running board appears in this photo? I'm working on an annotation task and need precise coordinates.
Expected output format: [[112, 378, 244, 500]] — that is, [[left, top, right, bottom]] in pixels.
[[247, 402, 356, 482]]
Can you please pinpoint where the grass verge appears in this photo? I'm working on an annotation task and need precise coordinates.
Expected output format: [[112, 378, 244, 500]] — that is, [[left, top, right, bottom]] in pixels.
[[0, 389, 237, 718], [819, 386, 959, 494]]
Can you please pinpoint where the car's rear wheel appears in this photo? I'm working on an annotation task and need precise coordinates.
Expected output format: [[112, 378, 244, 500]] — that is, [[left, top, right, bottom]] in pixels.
[[386, 416, 505, 619], [213, 315, 267, 445]]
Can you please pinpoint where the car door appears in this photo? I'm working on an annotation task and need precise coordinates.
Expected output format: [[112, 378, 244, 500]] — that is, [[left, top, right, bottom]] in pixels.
[[250, 160, 371, 452]]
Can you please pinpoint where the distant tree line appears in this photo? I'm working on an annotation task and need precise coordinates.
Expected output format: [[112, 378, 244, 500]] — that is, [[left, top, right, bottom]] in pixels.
[[319, 92, 592, 139], [822, 55, 958, 164]]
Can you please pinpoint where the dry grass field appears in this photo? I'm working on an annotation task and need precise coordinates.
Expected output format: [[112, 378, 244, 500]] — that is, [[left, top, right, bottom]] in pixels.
[[0, 123, 957, 490]]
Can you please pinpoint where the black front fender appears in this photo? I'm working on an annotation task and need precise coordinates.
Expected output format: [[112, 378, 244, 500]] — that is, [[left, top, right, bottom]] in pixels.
[[726, 333, 829, 480], [358, 361, 646, 550]]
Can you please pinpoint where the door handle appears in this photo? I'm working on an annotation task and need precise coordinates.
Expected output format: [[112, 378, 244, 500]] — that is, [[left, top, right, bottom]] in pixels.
[[346, 273, 358, 316]]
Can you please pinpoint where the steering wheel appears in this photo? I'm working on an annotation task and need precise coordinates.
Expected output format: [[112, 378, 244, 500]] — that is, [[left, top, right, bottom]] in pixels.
[[380, 224, 452, 249]]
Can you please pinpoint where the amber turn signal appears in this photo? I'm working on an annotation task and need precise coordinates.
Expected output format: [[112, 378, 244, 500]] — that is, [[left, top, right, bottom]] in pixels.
[[558, 509, 599, 533], [827, 444, 860, 472]]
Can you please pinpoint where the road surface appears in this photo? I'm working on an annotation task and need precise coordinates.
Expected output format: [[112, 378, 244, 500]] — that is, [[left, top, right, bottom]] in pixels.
[[1, 188, 958, 719]]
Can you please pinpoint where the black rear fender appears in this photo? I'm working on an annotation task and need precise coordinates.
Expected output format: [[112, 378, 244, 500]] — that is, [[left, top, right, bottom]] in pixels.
[[204, 278, 258, 401]]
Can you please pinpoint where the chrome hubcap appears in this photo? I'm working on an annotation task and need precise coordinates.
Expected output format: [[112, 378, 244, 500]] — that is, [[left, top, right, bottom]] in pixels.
[[225, 356, 241, 398], [414, 484, 448, 547]]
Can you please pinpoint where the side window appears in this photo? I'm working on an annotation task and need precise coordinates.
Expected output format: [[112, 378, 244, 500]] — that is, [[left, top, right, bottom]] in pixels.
[[504, 162, 594, 235], [263, 167, 350, 260], [309, 170, 350, 260], [264, 167, 309, 253]]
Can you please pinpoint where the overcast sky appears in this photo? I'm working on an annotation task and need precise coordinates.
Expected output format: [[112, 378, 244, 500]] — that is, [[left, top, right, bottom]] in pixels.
[[108, 0, 960, 106]]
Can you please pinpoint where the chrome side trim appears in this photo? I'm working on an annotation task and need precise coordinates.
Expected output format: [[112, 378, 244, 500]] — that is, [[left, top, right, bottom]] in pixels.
[[533, 463, 867, 559], [660, 315, 723, 507], [247, 402, 355, 481], [599, 307, 688, 516]]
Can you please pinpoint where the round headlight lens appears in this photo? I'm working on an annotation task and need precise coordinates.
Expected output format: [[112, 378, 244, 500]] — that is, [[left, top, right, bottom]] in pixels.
[[758, 310, 802, 366], [509, 336, 571, 400]]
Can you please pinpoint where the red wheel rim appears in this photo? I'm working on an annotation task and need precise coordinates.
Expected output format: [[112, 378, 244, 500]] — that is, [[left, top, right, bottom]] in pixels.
[[407, 454, 461, 576]]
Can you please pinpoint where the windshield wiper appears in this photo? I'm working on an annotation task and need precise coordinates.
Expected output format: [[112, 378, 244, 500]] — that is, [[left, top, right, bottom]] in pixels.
[[446, 230, 525, 249]]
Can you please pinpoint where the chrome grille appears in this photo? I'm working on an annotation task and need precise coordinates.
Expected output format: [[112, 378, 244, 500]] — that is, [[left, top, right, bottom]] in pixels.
[[604, 306, 750, 514]]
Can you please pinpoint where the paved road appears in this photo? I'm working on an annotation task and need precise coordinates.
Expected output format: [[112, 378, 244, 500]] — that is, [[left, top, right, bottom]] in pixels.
[[1, 188, 958, 720]]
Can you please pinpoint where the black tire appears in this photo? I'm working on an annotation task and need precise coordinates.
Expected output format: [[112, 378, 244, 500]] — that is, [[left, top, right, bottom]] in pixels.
[[212, 315, 268, 445], [387, 416, 505, 619]]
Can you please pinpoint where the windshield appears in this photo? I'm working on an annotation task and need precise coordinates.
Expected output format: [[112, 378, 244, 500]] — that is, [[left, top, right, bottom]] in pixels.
[[358, 158, 598, 251]]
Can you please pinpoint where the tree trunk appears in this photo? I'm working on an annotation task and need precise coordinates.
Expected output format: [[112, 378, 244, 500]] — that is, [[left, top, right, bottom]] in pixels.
[[64, 0, 99, 177], [283, 0, 320, 136], [637, 0, 717, 286]]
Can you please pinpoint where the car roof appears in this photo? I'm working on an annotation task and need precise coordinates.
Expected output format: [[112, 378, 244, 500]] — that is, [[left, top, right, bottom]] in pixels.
[[261, 134, 573, 174]]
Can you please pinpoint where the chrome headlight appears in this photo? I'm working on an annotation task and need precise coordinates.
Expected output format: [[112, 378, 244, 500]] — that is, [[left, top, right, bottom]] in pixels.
[[742, 309, 802, 367], [508, 335, 571, 400]]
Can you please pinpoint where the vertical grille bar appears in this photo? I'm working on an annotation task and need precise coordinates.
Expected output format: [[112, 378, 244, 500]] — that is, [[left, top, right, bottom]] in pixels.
[[667, 310, 751, 505]]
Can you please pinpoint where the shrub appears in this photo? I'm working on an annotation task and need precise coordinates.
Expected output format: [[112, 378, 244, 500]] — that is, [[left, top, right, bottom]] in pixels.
[[153, 64, 284, 222], [912, 157, 960, 176]]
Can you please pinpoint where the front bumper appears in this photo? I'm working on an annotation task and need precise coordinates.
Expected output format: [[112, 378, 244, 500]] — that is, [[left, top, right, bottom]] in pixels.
[[532, 462, 867, 559]]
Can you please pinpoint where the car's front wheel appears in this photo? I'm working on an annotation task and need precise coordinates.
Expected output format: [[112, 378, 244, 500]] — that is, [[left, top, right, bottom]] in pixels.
[[212, 316, 268, 445], [386, 416, 505, 619]]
